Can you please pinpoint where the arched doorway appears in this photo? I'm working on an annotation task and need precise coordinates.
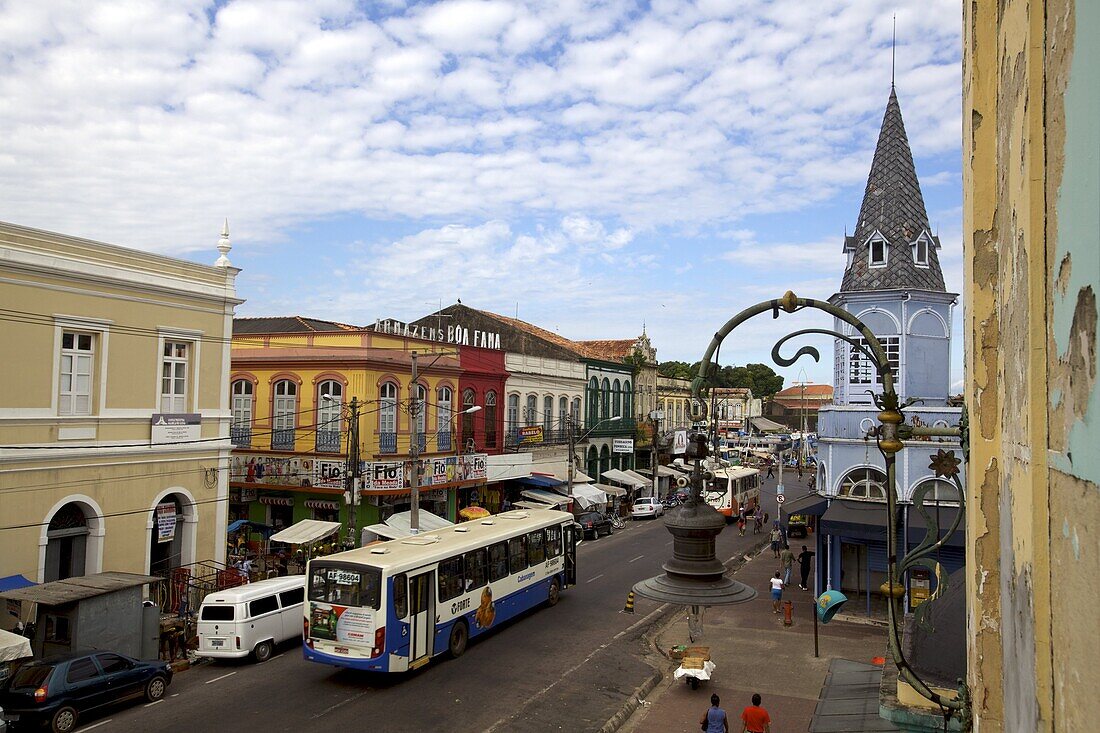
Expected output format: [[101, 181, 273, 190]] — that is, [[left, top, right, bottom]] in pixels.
[[149, 492, 195, 576], [599, 444, 611, 478], [586, 446, 599, 480], [44, 502, 95, 582]]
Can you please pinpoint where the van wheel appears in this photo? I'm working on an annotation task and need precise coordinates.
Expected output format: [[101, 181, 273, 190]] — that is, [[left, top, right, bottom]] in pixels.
[[145, 674, 168, 702], [448, 620, 468, 658], [547, 578, 561, 607], [254, 640, 275, 663], [51, 706, 78, 733]]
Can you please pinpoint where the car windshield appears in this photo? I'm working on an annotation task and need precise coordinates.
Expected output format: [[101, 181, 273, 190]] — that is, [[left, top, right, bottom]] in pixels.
[[10, 664, 52, 690], [635, 500, 653, 506]]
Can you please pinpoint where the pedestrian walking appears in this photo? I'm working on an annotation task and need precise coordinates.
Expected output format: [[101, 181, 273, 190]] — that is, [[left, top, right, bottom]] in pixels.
[[699, 693, 729, 733], [754, 506, 764, 534], [809, 473, 817, 492], [780, 544, 795, 586], [770, 572, 784, 613], [766, 462, 775, 479], [770, 524, 782, 557], [797, 465, 803, 480], [737, 515, 746, 537], [740, 693, 772, 733], [798, 545, 816, 590]]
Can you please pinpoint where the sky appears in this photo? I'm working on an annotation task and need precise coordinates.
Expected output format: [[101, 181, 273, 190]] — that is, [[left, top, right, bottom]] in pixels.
[[0, 0, 964, 388]]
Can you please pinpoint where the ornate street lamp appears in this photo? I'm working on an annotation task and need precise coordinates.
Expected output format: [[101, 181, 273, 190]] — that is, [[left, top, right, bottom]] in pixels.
[[669, 290, 970, 727]]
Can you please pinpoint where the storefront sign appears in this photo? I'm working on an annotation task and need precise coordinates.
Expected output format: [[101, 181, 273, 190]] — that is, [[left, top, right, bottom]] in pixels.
[[613, 438, 634, 453], [315, 460, 346, 489], [366, 461, 404, 491], [240, 487, 257, 502], [232, 455, 349, 489], [431, 457, 458, 486], [151, 413, 201, 444], [518, 426, 544, 444], [155, 503, 177, 543], [462, 453, 488, 481], [374, 318, 502, 350]]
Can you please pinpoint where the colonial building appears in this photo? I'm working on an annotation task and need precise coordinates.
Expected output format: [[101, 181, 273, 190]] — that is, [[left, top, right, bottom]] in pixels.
[[0, 220, 240, 583], [711, 387, 762, 436], [764, 383, 833, 432], [577, 331, 655, 468], [811, 87, 966, 611], [656, 374, 694, 430]]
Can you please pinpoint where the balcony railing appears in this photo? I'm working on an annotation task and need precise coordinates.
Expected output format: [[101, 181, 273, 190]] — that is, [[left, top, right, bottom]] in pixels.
[[379, 432, 397, 454], [436, 430, 452, 451], [230, 425, 251, 447], [271, 428, 295, 451], [415, 432, 427, 452], [315, 430, 342, 453]]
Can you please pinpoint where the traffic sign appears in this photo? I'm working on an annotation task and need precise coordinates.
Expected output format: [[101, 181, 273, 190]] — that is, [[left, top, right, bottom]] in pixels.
[[776, 494, 786, 505]]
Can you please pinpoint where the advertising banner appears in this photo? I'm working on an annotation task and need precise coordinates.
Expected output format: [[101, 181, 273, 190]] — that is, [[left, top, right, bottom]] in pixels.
[[315, 460, 345, 489], [431, 457, 458, 486], [366, 461, 404, 491], [518, 426, 544, 444], [155, 503, 177, 543], [612, 438, 634, 453], [462, 453, 488, 481]]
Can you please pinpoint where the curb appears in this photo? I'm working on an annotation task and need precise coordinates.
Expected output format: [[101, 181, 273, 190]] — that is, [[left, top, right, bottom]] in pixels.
[[598, 666, 664, 733]]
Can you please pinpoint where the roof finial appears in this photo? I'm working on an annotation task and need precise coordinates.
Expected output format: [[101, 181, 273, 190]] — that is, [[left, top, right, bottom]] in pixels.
[[891, 14, 896, 88], [215, 218, 232, 267]]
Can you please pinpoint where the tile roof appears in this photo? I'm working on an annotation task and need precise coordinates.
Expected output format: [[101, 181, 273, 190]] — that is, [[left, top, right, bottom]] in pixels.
[[481, 310, 590, 357], [576, 338, 637, 361], [841, 88, 946, 293], [775, 384, 834, 398], [233, 316, 362, 334]]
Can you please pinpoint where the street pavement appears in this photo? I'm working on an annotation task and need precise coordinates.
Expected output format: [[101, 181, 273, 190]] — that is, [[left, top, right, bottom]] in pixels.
[[62, 468, 805, 733]]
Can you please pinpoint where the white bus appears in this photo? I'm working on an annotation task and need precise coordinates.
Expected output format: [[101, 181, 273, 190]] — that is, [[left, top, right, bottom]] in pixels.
[[302, 509, 577, 673], [704, 466, 761, 520]]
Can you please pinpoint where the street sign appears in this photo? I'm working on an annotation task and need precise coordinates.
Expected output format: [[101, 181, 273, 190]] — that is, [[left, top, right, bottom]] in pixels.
[[672, 430, 688, 454], [612, 438, 634, 453], [776, 484, 785, 496], [776, 494, 786, 505]]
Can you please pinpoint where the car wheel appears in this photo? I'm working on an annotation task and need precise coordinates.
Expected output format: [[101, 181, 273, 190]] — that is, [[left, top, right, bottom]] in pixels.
[[254, 640, 275, 663], [145, 674, 168, 702], [547, 578, 561, 607], [448, 620, 468, 658], [50, 706, 78, 733]]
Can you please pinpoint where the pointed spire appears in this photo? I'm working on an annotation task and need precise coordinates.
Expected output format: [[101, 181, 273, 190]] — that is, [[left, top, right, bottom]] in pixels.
[[841, 89, 945, 292], [215, 218, 232, 268]]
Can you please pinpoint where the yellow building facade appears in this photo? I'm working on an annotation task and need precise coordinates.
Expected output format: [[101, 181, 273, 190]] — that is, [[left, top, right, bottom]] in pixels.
[[0, 221, 241, 587], [228, 322, 466, 533], [963, 1, 1098, 730]]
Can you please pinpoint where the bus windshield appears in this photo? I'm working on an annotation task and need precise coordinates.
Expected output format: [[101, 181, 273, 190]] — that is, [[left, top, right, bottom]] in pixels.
[[309, 563, 382, 609]]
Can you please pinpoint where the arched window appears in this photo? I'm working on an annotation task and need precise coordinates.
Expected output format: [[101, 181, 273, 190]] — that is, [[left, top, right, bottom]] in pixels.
[[316, 380, 343, 453], [484, 391, 498, 448], [379, 382, 397, 453], [587, 378, 599, 426], [558, 396, 568, 437], [675, 401, 683, 426], [571, 397, 581, 427], [272, 380, 297, 450], [413, 384, 428, 451], [543, 395, 553, 435], [838, 468, 887, 501], [230, 380, 253, 446], [525, 394, 538, 426], [507, 394, 519, 442], [915, 479, 960, 506], [462, 389, 476, 447], [622, 381, 632, 417], [436, 386, 453, 448], [45, 502, 91, 582], [586, 446, 599, 481], [599, 444, 611, 477], [612, 379, 621, 417], [601, 378, 611, 420]]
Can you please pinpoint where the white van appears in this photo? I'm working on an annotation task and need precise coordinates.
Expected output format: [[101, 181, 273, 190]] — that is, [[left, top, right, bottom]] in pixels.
[[197, 576, 305, 662]]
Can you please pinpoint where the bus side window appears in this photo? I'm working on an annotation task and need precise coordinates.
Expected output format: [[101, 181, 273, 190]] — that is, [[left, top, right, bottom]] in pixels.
[[439, 556, 464, 602], [526, 530, 545, 566], [508, 536, 527, 575], [465, 548, 488, 591], [545, 525, 562, 558], [488, 542, 508, 582], [393, 574, 408, 619]]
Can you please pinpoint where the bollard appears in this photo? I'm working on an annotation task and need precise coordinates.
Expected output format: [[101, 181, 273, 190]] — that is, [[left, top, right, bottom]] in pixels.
[[623, 591, 635, 614], [783, 600, 793, 627]]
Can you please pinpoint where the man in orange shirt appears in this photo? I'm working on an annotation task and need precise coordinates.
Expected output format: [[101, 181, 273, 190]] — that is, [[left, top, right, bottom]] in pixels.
[[740, 693, 771, 733]]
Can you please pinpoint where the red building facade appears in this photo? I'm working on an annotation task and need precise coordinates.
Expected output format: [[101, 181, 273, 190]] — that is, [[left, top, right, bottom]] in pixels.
[[456, 346, 509, 455]]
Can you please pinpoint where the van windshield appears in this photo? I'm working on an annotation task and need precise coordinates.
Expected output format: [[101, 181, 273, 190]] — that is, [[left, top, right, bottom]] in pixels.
[[309, 564, 381, 609], [200, 605, 235, 621]]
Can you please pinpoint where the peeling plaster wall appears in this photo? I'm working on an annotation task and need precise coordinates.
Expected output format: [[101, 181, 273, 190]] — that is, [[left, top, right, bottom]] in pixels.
[[964, 1, 1098, 731]]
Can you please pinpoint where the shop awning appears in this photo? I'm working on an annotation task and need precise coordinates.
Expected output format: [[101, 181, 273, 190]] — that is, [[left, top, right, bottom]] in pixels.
[[622, 469, 651, 486], [226, 520, 275, 537], [269, 519, 342, 545], [0, 575, 35, 593], [601, 469, 647, 489], [515, 475, 565, 489], [545, 469, 594, 484], [571, 483, 609, 509], [0, 628, 32, 663], [750, 417, 788, 433], [520, 489, 570, 508], [819, 500, 891, 541], [780, 492, 830, 517], [638, 466, 680, 479], [593, 483, 627, 497]]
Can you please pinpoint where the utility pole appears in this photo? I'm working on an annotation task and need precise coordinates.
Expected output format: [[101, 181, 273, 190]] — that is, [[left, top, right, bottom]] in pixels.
[[345, 396, 360, 548], [650, 410, 660, 498], [567, 414, 576, 499], [409, 351, 422, 535]]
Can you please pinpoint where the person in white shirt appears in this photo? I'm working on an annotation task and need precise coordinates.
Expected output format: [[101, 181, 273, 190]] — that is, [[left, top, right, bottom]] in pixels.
[[769, 572, 784, 613]]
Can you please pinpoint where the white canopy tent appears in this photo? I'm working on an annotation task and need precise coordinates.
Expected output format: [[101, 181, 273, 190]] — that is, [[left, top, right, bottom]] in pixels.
[[622, 469, 651, 486], [519, 489, 571, 509], [0, 628, 31, 663], [269, 519, 342, 545], [361, 510, 454, 543], [601, 468, 647, 489], [593, 483, 627, 497], [638, 465, 680, 479], [571, 483, 608, 509]]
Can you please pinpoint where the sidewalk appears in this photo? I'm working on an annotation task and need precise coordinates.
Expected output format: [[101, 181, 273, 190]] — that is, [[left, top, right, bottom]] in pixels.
[[620, 546, 889, 733]]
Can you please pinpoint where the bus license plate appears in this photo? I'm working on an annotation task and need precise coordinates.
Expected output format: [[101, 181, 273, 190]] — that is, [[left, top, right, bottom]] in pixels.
[[210, 639, 225, 648], [334, 646, 349, 654]]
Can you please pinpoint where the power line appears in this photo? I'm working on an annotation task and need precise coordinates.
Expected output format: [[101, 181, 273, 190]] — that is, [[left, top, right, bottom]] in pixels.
[[0, 495, 232, 532]]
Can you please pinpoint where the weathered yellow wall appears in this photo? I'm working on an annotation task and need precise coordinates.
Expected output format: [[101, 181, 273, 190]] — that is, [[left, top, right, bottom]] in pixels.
[[964, 1, 1099, 730]]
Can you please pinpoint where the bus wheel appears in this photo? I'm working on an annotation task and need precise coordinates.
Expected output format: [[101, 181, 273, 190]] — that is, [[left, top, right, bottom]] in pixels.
[[448, 620, 469, 658], [547, 578, 561, 607]]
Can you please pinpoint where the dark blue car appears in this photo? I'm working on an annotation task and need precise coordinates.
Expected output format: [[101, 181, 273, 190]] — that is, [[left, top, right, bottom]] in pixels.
[[0, 650, 171, 732]]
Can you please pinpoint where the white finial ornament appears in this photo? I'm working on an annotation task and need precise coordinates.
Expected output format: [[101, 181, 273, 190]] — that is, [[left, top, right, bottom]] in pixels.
[[215, 218, 232, 267]]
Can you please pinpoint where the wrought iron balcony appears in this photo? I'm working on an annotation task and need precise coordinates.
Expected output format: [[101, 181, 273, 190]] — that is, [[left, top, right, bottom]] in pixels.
[[230, 425, 251, 447], [415, 432, 427, 452], [271, 428, 295, 451], [436, 430, 452, 451], [315, 430, 342, 453], [379, 432, 397, 454]]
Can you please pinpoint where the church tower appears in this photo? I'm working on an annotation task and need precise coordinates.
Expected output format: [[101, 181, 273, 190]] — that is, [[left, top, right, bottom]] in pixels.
[[831, 88, 957, 406]]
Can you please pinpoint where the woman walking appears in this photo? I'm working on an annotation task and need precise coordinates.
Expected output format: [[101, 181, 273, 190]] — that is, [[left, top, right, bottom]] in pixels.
[[770, 572, 785, 614], [699, 693, 729, 733]]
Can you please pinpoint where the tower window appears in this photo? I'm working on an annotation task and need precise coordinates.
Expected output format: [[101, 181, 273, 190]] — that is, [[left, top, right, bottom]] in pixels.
[[869, 238, 887, 267], [913, 237, 929, 267]]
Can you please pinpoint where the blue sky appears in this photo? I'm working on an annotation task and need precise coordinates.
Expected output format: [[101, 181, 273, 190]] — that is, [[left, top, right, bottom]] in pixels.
[[0, 0, 963, 388]]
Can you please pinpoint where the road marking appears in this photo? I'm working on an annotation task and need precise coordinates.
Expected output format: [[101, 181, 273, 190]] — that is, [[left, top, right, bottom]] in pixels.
[[143, 699, 163, 708], [205, 671, 237, 684], [585, 574, 604, 583], [271, 653, 284, 660], [628, 554, 645, 563], [76, 720, 112, 731], [311, 690, 371, 719]]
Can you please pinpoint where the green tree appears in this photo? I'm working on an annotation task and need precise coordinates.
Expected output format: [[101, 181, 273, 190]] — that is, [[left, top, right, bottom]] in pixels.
[[657, 360, 693, 380]]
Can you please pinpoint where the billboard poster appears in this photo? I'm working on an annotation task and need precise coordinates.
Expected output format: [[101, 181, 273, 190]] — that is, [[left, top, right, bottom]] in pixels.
[[431, 457, 458, 485], [156, 502, 176, 543], [518, 426, 543, 444], [462, 453, 488, 481], [315, 460, 345, 489], [366, 461, 404, 491]]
